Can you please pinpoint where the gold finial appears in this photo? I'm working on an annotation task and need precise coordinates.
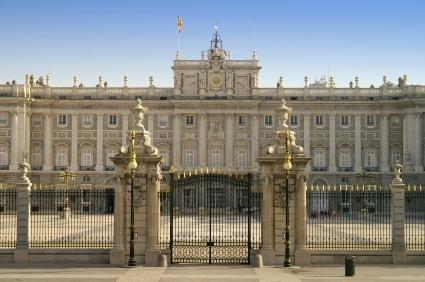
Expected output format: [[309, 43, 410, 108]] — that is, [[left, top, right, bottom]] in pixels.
[[189, 170, 192, 177], [183, 171, 186, 178], [194, 169, 198, 175], [206, 167, 209, 174], [200, 167, 203, 174], [169, 166, 175, 174]]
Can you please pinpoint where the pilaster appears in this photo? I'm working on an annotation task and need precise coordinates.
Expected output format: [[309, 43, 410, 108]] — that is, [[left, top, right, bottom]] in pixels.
[[122, 113, 129, 146], [225, 114, 234, 168], [9, 110, 19, 170], [380, 114, 390, 172], [70, 114, 78, 171], [172, 114, 181, 167], [303, 115, 310, 171], [96, 114, 104, 171], [250, 114, 259, 170], [198, 113, 207, 167], [328, 115, 336, 172], [354, 114, 362, 171], [415, 113, 423, 172]]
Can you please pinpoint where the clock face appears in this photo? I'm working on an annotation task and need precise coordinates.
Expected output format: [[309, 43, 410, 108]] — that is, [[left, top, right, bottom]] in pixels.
[[209, 74, 223, 88]]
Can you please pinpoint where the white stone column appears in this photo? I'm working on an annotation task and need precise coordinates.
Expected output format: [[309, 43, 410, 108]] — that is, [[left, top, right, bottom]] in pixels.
[[250, 114, 259, 170], [303, 115, 311, 171], [96, 114, 104, 171], [172, 114, 181, 167], [380, 114, 390, 172], [9, 110, 19, 170], [42, 113, 52, 171], [147, 114, 154, 137], [122, 114, 128, 146], [354, 114, 362, 171], [225, 114, 234, 168], [415, 113, 423, 172], [198, 113, 207, 166], [329, 115, 336, 172], [70, 114, 78, 171]]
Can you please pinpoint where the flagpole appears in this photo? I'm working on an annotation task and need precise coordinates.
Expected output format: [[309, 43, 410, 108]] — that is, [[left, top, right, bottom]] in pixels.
[[177, 29, 180, 60]]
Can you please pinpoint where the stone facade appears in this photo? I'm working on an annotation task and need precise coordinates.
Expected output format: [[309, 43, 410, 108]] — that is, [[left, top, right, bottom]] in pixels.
[[0, 31, 425, 186]]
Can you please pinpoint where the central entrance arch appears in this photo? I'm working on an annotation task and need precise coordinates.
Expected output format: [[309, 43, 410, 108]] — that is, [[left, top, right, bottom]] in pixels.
[[160, 172, 261, 264]]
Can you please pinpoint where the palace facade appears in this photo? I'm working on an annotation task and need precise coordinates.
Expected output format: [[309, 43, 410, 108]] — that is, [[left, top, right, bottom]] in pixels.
[[0, 31, 425, 186]]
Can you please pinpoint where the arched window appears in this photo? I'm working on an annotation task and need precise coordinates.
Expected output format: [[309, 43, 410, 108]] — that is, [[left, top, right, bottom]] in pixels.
[[313, 149, 327, 171], [56, 147, 68, 168], [339, 148, 351, 168], [31, 146, 43, 168], [184, 149, 195, 168], [237, 150, 247, 169], [0, 145, 9, 169], [81, 147, 93, 168], [365, 149, 377, 168], [211, 149, 221, 168]]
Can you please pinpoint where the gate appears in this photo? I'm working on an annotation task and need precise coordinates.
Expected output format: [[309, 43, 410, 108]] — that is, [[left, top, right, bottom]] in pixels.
[[160, 172, 262, 264]]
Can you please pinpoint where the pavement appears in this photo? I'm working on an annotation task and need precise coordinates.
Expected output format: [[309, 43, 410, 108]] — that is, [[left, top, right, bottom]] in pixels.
[[0, 264, 425, 281]]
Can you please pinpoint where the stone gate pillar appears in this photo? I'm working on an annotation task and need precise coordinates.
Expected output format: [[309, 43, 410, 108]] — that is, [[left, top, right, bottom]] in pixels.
[[258, 99, 311, 266], [111, 99, 162, 266]]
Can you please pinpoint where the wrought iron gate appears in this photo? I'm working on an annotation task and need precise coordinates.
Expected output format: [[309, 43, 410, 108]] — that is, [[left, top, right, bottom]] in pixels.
[[160, 172, 262, 264]]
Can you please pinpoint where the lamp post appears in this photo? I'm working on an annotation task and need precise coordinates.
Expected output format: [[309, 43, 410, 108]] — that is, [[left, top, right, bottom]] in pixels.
[[283, 130, 292, 267], [127, 129, 138, 267], [59, 165, 76, 219]]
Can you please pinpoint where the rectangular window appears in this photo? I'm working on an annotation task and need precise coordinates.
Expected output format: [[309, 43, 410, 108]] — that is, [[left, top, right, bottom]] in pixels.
[[32, 114, 42, 127], [31, 147, 42, 167], [391, 149, 401, 166], [237, 150, 247, 169], [0, 147, 8, 165], [340, 115, 349, 127], [186, 115, 194, 126], [58, 114, 67, 126], [212, 150, 220, 167], [341, 177, 349, 184], [238, 115, 247, 127], [313, 149, 326, 168], [185, 149, 195, 167], [108, 115, 117, 126], [365, 149, 377, 168], [366, 115, 375, 127], [315, 115, 323, 127], [158, 115, 168, 128], [82, 114, 93, 128], [56, 148, 68, 166], [81, 148, 93, 166], [264, 115, 273, 127], [289, 115, 298, 127], [339, 148, 351, 168], [0, 112, 8, 126]]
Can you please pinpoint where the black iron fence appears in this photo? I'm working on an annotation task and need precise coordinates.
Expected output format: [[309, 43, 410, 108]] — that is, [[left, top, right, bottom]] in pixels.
[[307, 185, 392, 250], [29, 186, 115, 249], [405, 185, 425, 251], [0, 186, 16, 248]]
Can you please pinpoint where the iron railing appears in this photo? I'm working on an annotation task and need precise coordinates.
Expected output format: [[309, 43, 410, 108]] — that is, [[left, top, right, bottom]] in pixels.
[[0, 187, 16, 248], [306, 184, 392, 250], [405, 185, 425, 251], [29, 187, 115, 249]]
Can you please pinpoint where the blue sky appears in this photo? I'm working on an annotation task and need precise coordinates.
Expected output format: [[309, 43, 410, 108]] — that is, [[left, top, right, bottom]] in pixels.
[[0, 0, 424, 87]]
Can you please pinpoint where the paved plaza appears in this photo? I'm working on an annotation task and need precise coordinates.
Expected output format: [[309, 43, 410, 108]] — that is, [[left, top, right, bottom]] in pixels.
[[1, 264, 425, 281]]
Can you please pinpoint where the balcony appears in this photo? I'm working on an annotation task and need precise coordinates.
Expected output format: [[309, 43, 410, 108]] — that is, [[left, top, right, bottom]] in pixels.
[[54, 166, 68, 171], [31, 166, 43, 171], [364, 167, 379, 172], [338, 167, 353, 172], [312, 166, 328, 172], [104, 166, 115, 171], [0, 165, 9, 170], [79, 166, 95, 171]]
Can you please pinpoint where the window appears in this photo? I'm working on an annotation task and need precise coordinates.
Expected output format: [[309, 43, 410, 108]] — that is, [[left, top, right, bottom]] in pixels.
[[0, 147, 8, 166], [238, 115, 247, 127], [58, 114, 67, 126], [264, 115, 273, 127], [81, 148, 93, 167], [313, 149, 326, 168], [159, 149, 169, 167], [31, 147, 42, 167], [339, 148, 351, 168], [108, 115, 117, 126], [83, 176, 90, 182], [82, 114, 93, 128], [106, 149, 117, 167], [185, 149, 195, 167], [391, 115, 400, 127], [366, 115, 375, 127], [391, 149, 401, 166], [211, 150, 220, 168], [185, 115, 194, 126], [0, 112, 8, 126], [237, 150, 247, 169], [341, 177, 349, 184], [290, 115, 298, 127], [340, 115, 349, 127], [32, 114, 42, 127], [365, 149, 377, 168], [158, 115, 168, 128], [315, 115, 324, 127], [56, 148, 68, 167]]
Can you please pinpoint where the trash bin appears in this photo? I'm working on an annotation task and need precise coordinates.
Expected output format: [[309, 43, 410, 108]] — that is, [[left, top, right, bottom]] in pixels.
[[345, 256, 355, 276]]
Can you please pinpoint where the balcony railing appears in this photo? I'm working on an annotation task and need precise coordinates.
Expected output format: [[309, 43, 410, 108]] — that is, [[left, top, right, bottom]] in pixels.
[[312, 166, 328, 172], [79, 166, 95, 171], [338, 167, 353, 172], [104, 166, 115, 171], [31, 166, 43, 171], [0, 165, 9, 170], [364, 167, 379, 172], [54, 166, 68, 171]]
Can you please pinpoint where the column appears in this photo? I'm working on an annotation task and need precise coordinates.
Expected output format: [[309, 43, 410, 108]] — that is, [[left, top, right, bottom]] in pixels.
[[198, 113, 207, 166], [250, 114, 259, 170], [9, 110, 18, 170], [122, 113, 128, 146], [225, 114, 234, 168], [42, 113, 52, 171], [70, 114, 78, 171], [17, 106, 26, 164], [96, 114, 104, 171], [402, 114, 411, 170], [354, 114, 362, 171], [172, 114, 181, 167], [415, 113, 423, 172], [147, 114, 154, 137], [380, 114, 390, 172], [145, 164, 162, 266], [303, 115, 310, 171], [25, 112, 30, 161], [329, 115, 336, 172]]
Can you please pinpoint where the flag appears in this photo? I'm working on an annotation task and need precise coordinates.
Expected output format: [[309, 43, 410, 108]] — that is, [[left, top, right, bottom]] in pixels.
[[177, 16, 183, 33]]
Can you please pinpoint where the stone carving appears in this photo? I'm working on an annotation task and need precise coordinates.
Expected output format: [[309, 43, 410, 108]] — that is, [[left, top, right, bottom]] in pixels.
[[208, 115, 224, 139], [149, 166, 162, 184], [18, 159, 30, 183], [277, 99, 291, 131], [133, 98, 147, 132], [392, 163, 403, 185]]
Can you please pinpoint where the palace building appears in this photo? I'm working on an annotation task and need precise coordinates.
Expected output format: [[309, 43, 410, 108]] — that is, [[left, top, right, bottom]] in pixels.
[[0, 30, 424, 186]]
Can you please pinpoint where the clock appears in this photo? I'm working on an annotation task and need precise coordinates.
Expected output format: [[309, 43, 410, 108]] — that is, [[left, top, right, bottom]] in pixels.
[[209, 74, 223, 88]]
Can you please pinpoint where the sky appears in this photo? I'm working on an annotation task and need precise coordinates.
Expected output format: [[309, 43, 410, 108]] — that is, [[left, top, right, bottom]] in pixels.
[[0, 0, 424, 87]]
